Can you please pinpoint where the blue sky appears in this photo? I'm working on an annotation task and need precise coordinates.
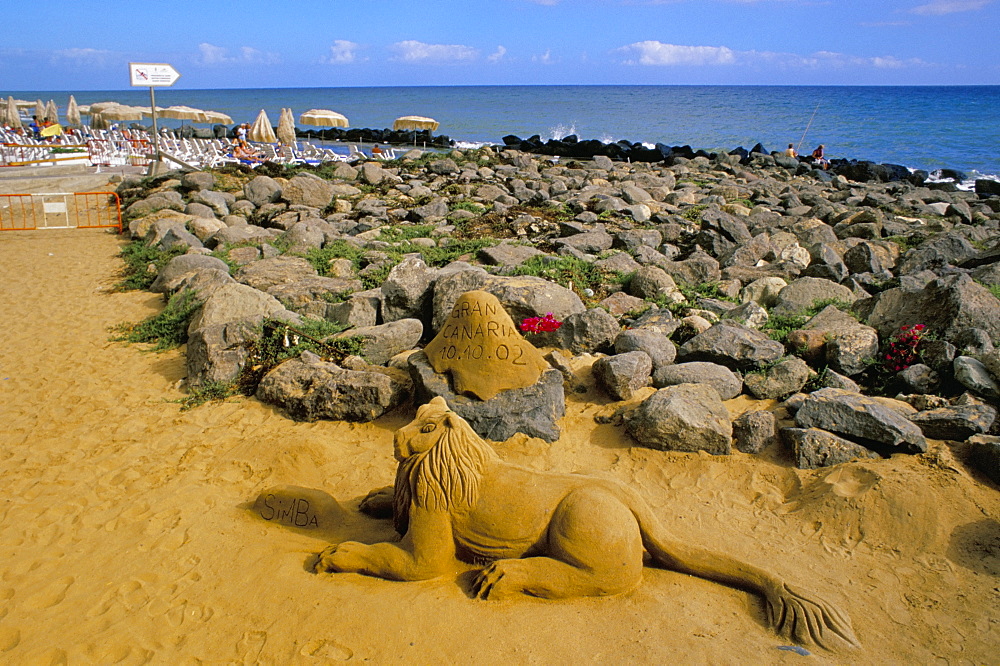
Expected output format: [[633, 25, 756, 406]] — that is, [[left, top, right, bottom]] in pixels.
[[2, 0, 998, 90]]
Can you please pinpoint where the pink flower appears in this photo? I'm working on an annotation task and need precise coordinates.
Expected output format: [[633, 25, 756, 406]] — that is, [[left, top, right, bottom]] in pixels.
[[521, 313, 563, 335]]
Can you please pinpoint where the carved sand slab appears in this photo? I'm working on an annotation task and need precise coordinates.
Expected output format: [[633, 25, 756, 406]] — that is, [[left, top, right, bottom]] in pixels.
[[252, 485, 344, 530], [424, 290, 549, 400]]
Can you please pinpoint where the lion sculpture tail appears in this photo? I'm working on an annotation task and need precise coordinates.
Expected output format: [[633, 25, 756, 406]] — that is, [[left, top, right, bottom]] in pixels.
[[625, 493, 860, 651]]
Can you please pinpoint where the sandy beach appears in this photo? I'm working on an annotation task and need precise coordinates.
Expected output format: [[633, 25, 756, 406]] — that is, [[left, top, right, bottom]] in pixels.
[[0, 179, 998, 664]]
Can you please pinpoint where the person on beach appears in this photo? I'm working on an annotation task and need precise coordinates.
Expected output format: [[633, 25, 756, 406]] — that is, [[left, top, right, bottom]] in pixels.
[[784, 143, 798, 158], [235, 123, 249, 146], [371, 144, 384, 158], [29, 115, 40, 139], [811, 144, 829, 169]]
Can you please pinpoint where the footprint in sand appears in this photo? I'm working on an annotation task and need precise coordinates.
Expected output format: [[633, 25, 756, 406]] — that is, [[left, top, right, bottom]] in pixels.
[[0, 626, 21, 652], [300, 638, 354, 661], [23, 575, 74, 609], [236, 630, 267, 664]]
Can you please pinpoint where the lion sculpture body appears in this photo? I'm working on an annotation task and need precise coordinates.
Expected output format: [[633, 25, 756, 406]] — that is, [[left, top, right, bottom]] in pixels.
[[315, 397, 858, 650]]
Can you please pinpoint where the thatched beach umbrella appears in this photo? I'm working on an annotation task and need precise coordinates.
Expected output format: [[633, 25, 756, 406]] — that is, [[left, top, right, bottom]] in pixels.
[[299, 109, 349, 128], [249, 109, 277, 143], [392, 115, 439, 132], [44, 99, 59, 124], [159, 105, 209, 123], [277, 108, 296, 145], [66, 95, 81, 127], [99, 105, 145, 124], [203, 110, 233, 125], [33, 99, 45, 121], [5, 96, 22, 129]]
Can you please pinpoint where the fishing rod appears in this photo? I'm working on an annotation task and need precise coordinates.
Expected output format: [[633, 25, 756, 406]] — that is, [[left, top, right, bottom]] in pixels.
[[797, 102, 821, 153]]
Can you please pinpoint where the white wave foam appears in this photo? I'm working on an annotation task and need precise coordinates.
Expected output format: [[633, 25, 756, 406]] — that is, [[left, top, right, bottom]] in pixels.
[[548, 124, 576, 140]]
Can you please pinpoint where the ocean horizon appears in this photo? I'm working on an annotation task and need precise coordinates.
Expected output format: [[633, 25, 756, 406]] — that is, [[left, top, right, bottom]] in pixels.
[[5, 84, 999, 180]]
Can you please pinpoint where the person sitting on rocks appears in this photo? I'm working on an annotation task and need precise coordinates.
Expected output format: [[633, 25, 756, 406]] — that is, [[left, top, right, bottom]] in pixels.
[[784, 143, 798, 158], [811, 144, 829, 169]]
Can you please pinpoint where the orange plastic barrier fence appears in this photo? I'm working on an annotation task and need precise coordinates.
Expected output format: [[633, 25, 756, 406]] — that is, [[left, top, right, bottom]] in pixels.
[[0, 192, 122, 233]]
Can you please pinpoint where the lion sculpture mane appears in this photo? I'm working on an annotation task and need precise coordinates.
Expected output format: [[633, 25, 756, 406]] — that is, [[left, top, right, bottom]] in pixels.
[[315, 397, 859, 650]]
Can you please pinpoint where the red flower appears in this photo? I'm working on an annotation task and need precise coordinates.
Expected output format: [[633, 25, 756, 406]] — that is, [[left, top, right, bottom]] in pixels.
[[521, 313, 563, 334]]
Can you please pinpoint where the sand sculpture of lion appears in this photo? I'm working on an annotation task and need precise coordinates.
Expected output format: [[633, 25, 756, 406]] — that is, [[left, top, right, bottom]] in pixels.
[[314, 397, 859, 650]]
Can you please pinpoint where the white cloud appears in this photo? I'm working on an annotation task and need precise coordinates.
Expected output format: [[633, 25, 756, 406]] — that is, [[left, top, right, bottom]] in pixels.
[[487, 45, 507, 63], [389, 40, 478, 63], [533, 49, 557, 64], [197, 43, 280, 66], [198, 43, 233, 65], [616, 41, 736, 66], [615, 41, 927, 71], [50, 48, 114, 66], [320, 40, 364, 65], [911, 0, 991, 14]]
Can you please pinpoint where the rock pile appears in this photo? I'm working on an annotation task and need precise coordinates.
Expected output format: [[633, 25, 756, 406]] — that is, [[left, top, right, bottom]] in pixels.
[[116, 144, 1000, 481]]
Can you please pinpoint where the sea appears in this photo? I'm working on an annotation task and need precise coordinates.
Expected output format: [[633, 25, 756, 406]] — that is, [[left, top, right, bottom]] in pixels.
[[6, 85, 999, 183]]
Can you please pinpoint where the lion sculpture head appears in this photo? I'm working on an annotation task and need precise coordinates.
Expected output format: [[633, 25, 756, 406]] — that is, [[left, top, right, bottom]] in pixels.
[[391, 397, 499, 534]]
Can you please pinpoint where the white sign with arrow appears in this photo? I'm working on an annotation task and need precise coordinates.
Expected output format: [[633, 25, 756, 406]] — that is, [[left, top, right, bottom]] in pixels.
[[128, 62, 181, 88]]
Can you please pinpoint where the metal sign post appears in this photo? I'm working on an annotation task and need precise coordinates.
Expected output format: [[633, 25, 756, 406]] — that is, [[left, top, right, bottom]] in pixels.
[[128, 62, 181, 175]]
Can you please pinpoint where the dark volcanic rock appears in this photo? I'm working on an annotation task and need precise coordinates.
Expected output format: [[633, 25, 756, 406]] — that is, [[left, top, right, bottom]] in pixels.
[[407, 351, 566, 442], [795, 388, 927, 453], [909, 404, 997, 440], [625, 384, 732, 454], [783, 427, 881, 469], [256, 351, 411, 422], [678, 320, 785, 371]]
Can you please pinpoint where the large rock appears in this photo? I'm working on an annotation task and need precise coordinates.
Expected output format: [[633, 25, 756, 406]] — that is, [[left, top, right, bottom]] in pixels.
[[149, 254, 231, 294], [235, 256, 318, 291], [953, 356, 1000, 399], [625, 383, 732, 454], [188, 282, 292, 333], [627, 266, 681, 300], [909, 404, 997, 440], [266, 276, 362, 313], [859, 274, 1000, 341], [532, 308, 620, 354], [652, 361, 742, 400], [678, 320, 784, 371], [744, 356, 812, 399], [593, 351, 652, 401], [614, 328, 676, 372], [282, 173, 335, 208], [186, 318, 262, 388], [782, 427, 881, 469], [968, 434, 1000, 485], [771, 277, 856, 316], [256, 351, 410, 422], [801, 305, 880, 377], [244, 175, 282, 206], [408, 351, 566, 442], [795, 387, 927, 453], [732, 409, 778, 454], [381, 256, 437, 324], [334, 318, 423, 366]]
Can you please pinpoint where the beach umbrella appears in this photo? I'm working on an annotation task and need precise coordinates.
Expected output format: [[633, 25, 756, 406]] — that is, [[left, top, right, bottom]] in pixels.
[[90, 112, 108, 130], [44, 99, 59, 123], [14, 99, 34, 109], [87, 101, 126, 115], [203, 110, 233, 125], [66, 95, 81, 127], [33, 99, 45, 121], [5, 96, 22, 128], [99, 105, 145, 122], [299, 109, 349, 128], [392, 115, 439, 132], [249, 109, 277, 143], [159, 105, 210, 123], [277, 108, 296, 145]]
